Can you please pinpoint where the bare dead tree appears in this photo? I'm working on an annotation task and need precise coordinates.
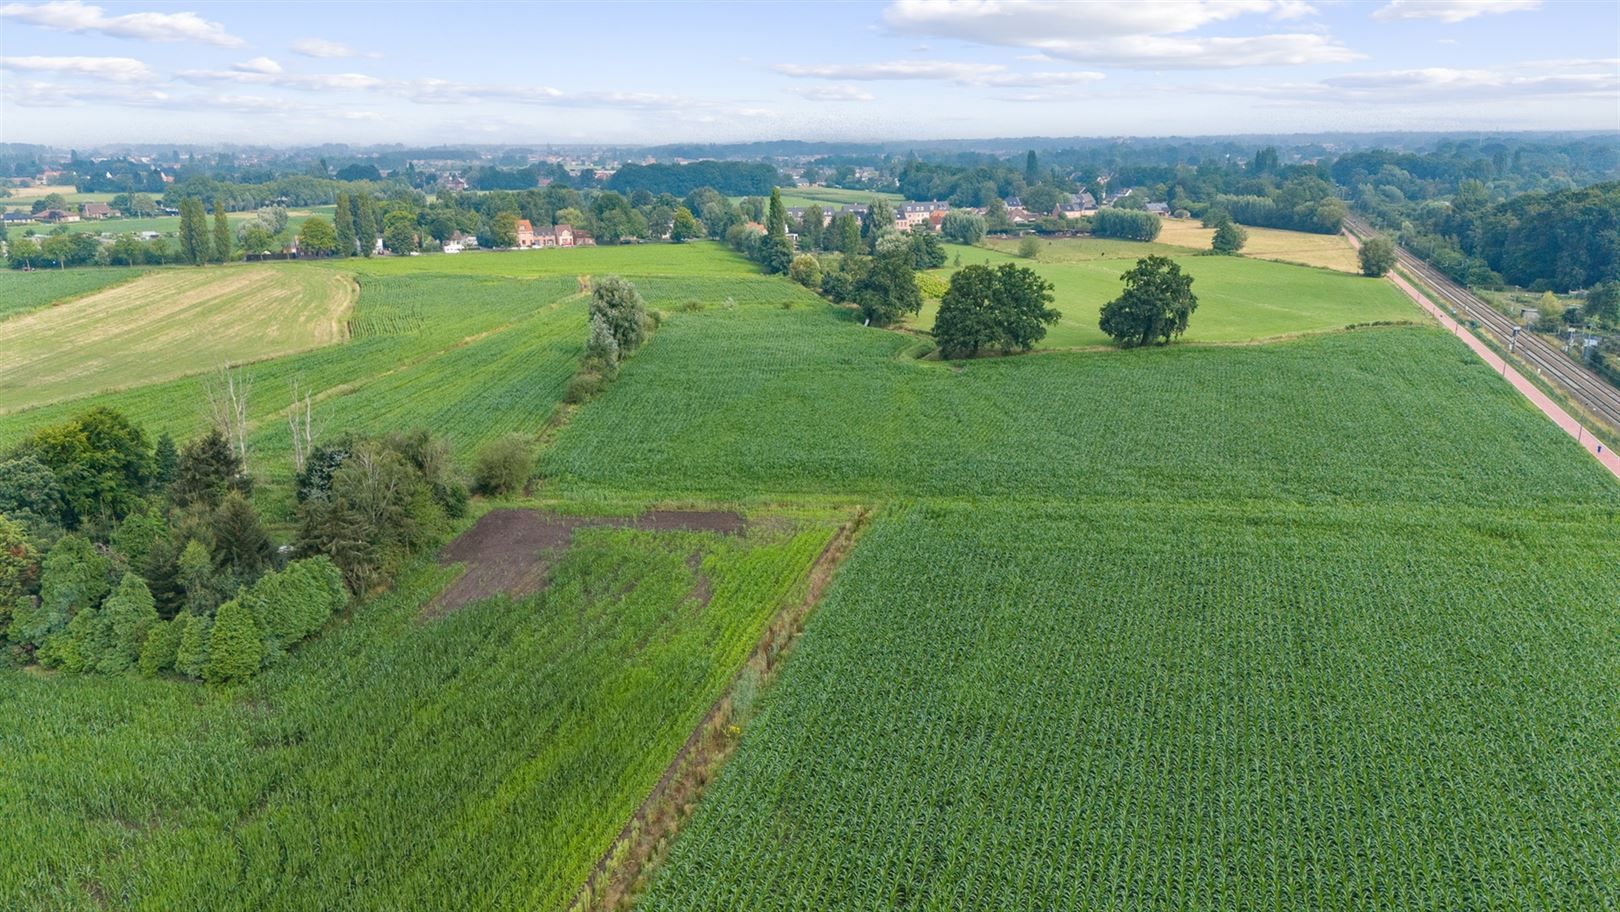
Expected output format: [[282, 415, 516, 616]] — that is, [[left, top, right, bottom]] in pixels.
[[288, 378, 318, 473], [205, 361, 252, 474]]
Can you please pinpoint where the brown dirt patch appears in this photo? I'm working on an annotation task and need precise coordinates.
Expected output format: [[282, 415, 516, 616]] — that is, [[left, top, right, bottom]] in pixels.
[[424, 508, 746, 617]]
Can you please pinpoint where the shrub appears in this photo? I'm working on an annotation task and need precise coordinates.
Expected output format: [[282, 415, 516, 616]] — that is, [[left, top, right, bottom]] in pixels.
[[205, 597, 262, 684], [138, 614, 183, 676], [474, 435, 533, 496], [99, 573, 157, 674], [565, 372, 605, 404], [788, 254, 822, 290], [1017, 236, 1041, 259], [174, 612, 212, 678], [1090, 208, 1162, 242]]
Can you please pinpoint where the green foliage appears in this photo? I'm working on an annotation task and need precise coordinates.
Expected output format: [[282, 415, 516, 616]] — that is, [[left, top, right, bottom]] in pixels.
[[177, 539, 227, 616], [98, 573, 157, 674], [152, 432, 178, 486], [670, 206, 701, 242], [204, 597, 263, 684], [209, 491, 273, 582], [472, 435, 533, 496], [1585, 280, 1620, 324], [787, 254, 821, 290], [13, 534, 109, 651], [854, 247, 922, 327], [1090, 208, 1162, 242], [584, 314, 620, 378], [21, 406, 152, 528], [1358, 236, 1397, 277], [933, 263, 1059, 358], [171, 428, 248, 508], [1017, 235, 1041, 259], [589, 275, 648, 354], [173, 611, 212, 679], [940, 210, 987, 245], [0, 515, 38, 640], [136, 611, 182, 675], [1211, 219, 1247, 255], [0, 455, 66, 539], [178, 197, 209, 265], [297, 216, 339, 257], [1099, 255, 1199, 348], [211, 204, 231, 263]]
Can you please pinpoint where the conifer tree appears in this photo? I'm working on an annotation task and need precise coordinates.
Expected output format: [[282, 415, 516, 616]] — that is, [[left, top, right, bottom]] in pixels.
[[333, 191, 356, 256], [212, 202, 231, 262], [205, 597, 263, 683]]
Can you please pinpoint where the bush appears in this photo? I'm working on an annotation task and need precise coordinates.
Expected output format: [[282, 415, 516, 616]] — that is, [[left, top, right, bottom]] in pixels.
[[98, 573, 157, 674], [205, 597, 262, 684], [474, 435, 533, 496], [788, 254, 822, 290], [174, 612, 212, 678], [138, 614, 183, 676], [565, 372, 605, 404], [1017, 236, 1041, 259]]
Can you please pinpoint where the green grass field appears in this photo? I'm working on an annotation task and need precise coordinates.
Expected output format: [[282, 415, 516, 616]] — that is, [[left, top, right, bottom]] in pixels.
[[0, 511, 838, 911], [922, 244, 1419, 348], [0, 267, 148, 321], [0, 266, 356, 413], [5, 237, 1618, 911], [1153, 217, 1363, 272]]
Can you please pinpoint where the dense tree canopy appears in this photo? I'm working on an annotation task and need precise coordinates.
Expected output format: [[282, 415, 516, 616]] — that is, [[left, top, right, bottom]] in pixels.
[[1099, 256, 1199, 348], [933, 263, 1059, 358]]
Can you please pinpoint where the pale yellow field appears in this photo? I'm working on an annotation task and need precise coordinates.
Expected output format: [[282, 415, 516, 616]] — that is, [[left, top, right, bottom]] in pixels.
[[0, 265, 355, 413], [1154, 217, 1360, 273]]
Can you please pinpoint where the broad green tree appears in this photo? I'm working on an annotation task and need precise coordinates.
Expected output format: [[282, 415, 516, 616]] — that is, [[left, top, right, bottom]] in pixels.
[[854, 247, 922, 327], [297, 216, 339, 257], [205, 597, 262, 683], [589, 276, 648, 353], [1099, 255, 1199, 348], [941, 211, 986, 245], [933, 263, 1058, 359], [1358, 236, 1397, 277], [670, 206, 701, 242], [488, 211, 519, 249]]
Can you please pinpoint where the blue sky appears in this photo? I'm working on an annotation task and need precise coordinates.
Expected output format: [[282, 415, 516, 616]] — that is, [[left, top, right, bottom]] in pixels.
[[1, 0, 1616, 146]]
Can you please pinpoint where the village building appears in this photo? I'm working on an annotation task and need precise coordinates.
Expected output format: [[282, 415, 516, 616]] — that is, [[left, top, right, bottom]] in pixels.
[[80, 202, 117, 219]]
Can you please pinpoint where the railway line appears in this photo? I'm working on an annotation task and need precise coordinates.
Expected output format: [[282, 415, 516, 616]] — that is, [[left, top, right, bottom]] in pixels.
[[1345, 216, 1620, 433]]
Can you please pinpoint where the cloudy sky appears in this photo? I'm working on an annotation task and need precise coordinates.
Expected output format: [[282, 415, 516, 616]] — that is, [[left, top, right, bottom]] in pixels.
[[1, 0, 1616, 146]]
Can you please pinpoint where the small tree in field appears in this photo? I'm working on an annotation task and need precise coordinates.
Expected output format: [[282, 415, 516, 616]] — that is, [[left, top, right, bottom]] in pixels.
[[933, 263, 1058, 359], [1099, 256, 1199, 348], [788, 254, 821, 290], [1017, 236, 1040, 259], [589, 276, 647, 354], [473, 435, 533, 496], [297, 217, 339, 257], [1211, 219, 1246, 255], [1358, 237, 1397, 277]]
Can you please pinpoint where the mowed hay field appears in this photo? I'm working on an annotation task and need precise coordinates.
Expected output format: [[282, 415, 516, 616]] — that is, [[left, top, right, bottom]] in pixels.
[[1153, 216, 1363, 272], [920, 241, 1419, 349], [0, 266, 355, 412]]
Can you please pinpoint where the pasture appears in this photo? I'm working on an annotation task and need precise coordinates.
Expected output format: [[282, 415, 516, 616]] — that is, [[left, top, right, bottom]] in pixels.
[[919, 247, 1418, 348], [335, 239, 756, 278], [0, 509, 840, 911], [0, 267, 147, 321], [1153, 216, 1363, 272], [0, 266, 356, 413], [753, 186, 906, 210]]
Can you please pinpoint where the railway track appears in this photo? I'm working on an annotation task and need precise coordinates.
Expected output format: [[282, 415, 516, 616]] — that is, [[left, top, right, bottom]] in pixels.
[[1345, 216, 1620, 433]]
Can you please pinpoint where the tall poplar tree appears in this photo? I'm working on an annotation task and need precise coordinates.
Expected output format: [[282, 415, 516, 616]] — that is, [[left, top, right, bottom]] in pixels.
[[333, 191, 356, 257], [179, 198, 209, 265], [212, 203, 231, 262]]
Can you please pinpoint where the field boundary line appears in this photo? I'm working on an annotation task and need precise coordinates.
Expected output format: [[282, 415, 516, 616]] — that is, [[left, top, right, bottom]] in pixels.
[[570, 507, 873, 912]]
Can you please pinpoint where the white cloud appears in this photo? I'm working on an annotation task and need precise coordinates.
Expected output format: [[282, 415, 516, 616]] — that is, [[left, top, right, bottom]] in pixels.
[[1197, 58, 1618, 104], [880, 0, 1356, 68], [774, 59, 1105, 86], [232, 57, 282, 75], [0, 54, 153, 81], [291, 38, 381, 59], [776, 60, 1005, 81], [0, 0, 240, 46], [787, 84, 877, 102], [179, 68, 387, 92], [1372, 1, 1540, 24]]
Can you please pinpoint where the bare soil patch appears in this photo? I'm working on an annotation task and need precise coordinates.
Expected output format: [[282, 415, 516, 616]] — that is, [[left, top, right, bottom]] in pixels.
[[426, 507, 745, 617]]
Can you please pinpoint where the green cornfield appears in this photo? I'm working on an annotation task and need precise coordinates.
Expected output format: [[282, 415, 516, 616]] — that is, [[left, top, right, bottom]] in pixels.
[[637, 501, 1620, 910], [0, 516, 837, 911]]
